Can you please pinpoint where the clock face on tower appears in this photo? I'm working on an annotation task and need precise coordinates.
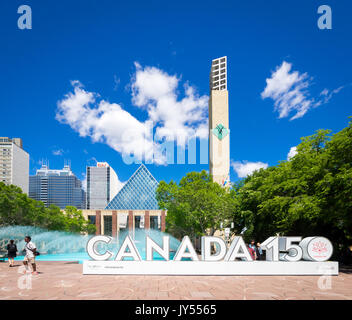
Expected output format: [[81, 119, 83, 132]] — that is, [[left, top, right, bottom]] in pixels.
[[212, 123, 229, 140]]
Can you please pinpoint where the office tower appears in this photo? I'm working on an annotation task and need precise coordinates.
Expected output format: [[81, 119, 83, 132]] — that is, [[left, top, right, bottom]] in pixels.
[[29, 164, 85, 209], [209, 56, 230, 186], [0, 137, 29, 194], [86, 162, 120, 209]]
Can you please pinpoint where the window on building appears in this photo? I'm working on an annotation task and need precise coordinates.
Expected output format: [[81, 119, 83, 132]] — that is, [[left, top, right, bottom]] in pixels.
[[104, 215, 112, 236], [88, 215, 96, 225], [150, 216, 159, 230]]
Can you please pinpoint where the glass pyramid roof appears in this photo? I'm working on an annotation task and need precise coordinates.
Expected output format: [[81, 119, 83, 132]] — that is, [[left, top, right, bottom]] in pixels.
[[105, 164, 159, 210]]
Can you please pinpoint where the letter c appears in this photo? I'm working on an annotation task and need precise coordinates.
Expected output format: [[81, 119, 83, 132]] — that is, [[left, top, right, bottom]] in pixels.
[[86, 235, 113, 261]]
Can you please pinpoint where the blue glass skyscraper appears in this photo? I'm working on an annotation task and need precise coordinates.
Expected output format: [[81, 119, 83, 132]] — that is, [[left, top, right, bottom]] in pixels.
[[29, 164, 85, 209]]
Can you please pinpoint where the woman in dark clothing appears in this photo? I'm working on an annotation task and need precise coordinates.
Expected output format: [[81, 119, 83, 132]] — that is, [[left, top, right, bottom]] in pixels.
[[6, 240, 17, 267]]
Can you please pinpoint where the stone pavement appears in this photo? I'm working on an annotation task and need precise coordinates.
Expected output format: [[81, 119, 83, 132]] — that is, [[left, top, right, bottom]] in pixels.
[[0, 262, 351, 300]]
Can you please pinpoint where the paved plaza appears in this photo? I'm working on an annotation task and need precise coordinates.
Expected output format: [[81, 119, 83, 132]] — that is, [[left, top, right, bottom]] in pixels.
[[0, 262, 351, 300]]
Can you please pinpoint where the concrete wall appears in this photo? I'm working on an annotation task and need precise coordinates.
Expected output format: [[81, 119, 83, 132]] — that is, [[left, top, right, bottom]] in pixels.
[[209, 89, 230, 185]]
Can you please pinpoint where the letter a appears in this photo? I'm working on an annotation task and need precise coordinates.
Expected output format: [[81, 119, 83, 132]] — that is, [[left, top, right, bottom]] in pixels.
[[18, 5, 32, 30], [173, 236, 199, 261], [224, 236, 253, 261], [317, 5, 332, 30], [115, 236, 142, 261]]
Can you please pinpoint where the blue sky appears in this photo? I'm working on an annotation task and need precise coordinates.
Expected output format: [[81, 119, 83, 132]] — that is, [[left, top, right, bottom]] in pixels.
[[1, 0, 351, 187]]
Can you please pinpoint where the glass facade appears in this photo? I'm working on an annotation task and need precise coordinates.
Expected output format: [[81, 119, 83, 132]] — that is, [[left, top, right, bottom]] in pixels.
[[105, 164, 159, 210], [103, 215, 112, 236], [86, 163, 120, 209], [86, 166, 110, 209], [150, 216, 159, 230], [29, 165, 86, 209], [88, 215, 96, 225], [135, 216, 141, 229]]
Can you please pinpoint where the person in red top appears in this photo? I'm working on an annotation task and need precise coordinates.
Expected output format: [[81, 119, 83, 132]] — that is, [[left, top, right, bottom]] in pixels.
[[247, 244, 257, 260]]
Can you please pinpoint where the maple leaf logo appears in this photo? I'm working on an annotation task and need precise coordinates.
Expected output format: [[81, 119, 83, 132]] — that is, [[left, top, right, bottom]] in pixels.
[[312, 241, 328, 254]]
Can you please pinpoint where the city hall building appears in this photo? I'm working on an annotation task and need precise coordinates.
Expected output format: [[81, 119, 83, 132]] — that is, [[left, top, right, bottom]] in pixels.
[[82, 164, 166, 236]]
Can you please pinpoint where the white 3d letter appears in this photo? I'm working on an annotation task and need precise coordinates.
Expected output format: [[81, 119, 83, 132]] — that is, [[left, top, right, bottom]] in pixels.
[[201, 236, 227, 261], [86, 235, 113, 261], [173, 236, 199, 261], [146, 236, 170, 261], [115, 235, 142, 261], [224, 236, 253, 261]]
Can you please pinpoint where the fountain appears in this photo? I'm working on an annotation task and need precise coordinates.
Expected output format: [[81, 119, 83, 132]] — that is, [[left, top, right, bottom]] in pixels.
[[0, 225, 181, 263]]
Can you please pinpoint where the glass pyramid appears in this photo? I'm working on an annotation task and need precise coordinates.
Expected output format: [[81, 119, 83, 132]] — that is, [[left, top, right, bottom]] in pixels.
[[105, 164, 160, 210]]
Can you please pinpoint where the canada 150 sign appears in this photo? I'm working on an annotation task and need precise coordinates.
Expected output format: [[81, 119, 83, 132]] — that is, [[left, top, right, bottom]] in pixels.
[[82, 235, 338, 275]]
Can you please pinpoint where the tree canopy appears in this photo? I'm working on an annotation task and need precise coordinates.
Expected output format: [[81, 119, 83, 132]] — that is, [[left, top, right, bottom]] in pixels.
[[156, 170, 233, 239], [0, 182, 95, 234], [233, 119, 352, 249], [157, 118, 352, 256]]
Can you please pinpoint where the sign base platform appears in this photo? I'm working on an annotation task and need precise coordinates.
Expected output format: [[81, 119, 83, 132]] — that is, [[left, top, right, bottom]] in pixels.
[[83, 260, 338, 275]]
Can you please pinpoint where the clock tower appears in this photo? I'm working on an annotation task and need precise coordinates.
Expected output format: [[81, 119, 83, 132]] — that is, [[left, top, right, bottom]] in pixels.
[[209, 56, 230, 186]]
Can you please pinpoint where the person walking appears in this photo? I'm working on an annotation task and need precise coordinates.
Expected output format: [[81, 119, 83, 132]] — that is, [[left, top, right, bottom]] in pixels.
[[6, 240, 17, 267], [23, 236, 38, 275]]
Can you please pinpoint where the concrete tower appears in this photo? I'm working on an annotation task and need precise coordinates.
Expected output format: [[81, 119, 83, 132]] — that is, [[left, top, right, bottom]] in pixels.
[[209, 57, 230, 186]]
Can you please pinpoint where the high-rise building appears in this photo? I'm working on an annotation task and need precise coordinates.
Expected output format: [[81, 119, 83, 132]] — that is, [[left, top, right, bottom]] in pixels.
[[0, 137, 29, 194], [208, 57, 230, 186], [29, 164, 85, 209], [86, 162, 120, 210]]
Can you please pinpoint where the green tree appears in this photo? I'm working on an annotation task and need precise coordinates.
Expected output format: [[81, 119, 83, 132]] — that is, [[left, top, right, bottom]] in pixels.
[[231, 118, 352, 255], [63, 206, 96, 234], [0, 182, 95, 234], [156, 170, 233, 239], [157, 117, 352, 258]]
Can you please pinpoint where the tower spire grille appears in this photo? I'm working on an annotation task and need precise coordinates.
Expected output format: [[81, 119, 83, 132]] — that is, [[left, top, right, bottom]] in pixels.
[[210, 56, 227, 91]]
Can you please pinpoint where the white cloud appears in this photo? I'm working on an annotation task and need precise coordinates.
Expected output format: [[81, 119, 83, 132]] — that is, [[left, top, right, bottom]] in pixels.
[[52, 149, 64, 156], [261, 61, 317, 120], [56, 81, 161, 164], [287, 146, 298, 160], [56, 64, 208, 165], [261, 61, 347, 120], [113, 74, 120, 91], [132, 63, 209, 144], [320, 84, 349, 104], [231, 160, 269, 178]]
